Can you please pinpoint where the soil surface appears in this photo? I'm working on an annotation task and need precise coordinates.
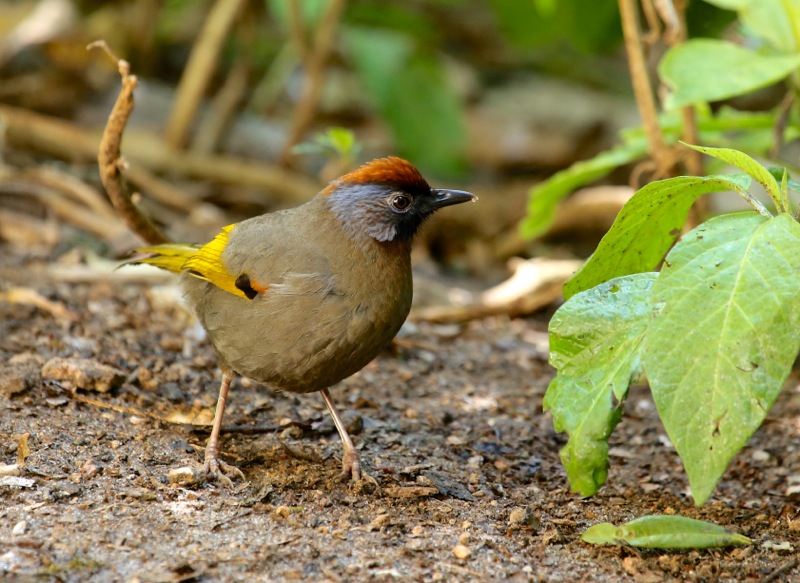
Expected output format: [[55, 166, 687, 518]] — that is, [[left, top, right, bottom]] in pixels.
[[2, 255, 800, 582]]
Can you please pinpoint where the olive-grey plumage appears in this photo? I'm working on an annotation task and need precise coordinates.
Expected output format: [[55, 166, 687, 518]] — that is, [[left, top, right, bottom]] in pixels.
[[131, 156, 475, 484], [182, 195, 414, 393]]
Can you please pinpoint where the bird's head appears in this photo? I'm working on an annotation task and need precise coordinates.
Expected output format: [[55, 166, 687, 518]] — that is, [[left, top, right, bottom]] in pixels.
[[322, 157, 475, 243]]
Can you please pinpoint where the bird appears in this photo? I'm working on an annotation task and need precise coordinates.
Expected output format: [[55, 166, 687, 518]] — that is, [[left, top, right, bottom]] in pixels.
[[128, 156, 475, 485]]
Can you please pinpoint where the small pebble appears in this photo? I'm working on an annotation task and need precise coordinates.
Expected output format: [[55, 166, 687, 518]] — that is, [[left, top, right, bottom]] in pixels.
[[493, 458, 511, 471], [81, 460, 99, 479], [12, 521, 27, 535], [453, 544, 471, 559], [509, 507, 527, 524], [41, 357, 125, 393], [168, 467, 200, 486]]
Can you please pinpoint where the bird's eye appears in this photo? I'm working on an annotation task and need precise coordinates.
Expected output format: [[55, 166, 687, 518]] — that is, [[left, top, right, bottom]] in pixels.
[[390, 194, 412, 211]]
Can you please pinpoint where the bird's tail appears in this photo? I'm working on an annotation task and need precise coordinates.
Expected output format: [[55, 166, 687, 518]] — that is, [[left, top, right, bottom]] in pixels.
[[125, 243, 201, 274]]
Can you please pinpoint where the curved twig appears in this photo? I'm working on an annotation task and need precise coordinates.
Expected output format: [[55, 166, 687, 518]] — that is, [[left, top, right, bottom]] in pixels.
[[90, 40, 170, 245]]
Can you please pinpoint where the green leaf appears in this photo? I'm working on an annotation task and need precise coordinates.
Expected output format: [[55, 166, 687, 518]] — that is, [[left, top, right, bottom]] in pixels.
[[768, 167, 800, 195], [659, 39, 800, 109], [582, 515, 753, 548], [701, 0, 800, 53], [291, 127, 362, 164], [644, 212, 800, 504], [685, 143, 781, 210], [545, 273, 657, 497], [519, 139, 647, 239], [563, 174, 752, 301], [780, 168, 790, 214]]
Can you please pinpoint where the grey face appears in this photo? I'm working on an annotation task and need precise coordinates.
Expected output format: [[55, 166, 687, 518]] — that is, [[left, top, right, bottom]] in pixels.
[[326, 183, 475, 243]]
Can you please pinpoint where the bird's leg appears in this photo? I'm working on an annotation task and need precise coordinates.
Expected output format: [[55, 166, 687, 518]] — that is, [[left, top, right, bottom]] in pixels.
[[203, 368, 245, 486], [320, 388, 361, 482]]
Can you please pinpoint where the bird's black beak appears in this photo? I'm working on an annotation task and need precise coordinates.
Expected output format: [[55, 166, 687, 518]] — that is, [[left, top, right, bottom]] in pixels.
[[430, 189, 477, 209]]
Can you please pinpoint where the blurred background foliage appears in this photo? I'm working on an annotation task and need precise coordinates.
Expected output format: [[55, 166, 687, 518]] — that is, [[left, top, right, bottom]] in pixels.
[[0, 0, 796, 277], [0, 0, 738, 175]]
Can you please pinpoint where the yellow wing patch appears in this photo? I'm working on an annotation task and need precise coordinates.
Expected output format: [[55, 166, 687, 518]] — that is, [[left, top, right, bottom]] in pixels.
[[132, 243, 198, 274], [129, 225, 263, 301], [183, 224, 251, 300]]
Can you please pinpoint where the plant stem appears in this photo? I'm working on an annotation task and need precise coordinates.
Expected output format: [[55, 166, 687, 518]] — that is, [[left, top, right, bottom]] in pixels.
[[618, 0, 672, 177], [279, 0, 348, 165], [163, 0, 247, 151]]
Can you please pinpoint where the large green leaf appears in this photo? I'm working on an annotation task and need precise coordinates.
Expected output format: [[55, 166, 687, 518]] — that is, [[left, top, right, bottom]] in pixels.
[[545, 273, 657, 497], [660, 39, 800, 109], [582, 515, 752, 548], [644, 212, 800, 504], [563, 173, 752, 301], [519, 139, 647, 240]]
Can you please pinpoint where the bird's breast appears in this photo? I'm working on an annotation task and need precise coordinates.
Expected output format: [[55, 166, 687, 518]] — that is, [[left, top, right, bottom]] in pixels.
[[184, 238, 413, 393]]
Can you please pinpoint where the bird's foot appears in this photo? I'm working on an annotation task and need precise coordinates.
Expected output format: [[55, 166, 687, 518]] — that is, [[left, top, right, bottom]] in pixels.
[[337, 450, 378, 493], [338, 448, 362, 482], [204, 455, 245, 488]]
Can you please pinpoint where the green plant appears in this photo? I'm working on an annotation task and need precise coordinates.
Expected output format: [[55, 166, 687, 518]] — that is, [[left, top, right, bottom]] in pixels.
[[521, 0, 800, 239], [291, 126, 362, 166], [545, 144, 800, 505]]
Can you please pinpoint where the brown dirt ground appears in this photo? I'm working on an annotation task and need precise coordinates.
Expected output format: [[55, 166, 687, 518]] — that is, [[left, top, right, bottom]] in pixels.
[[2, 251, 800, 582]]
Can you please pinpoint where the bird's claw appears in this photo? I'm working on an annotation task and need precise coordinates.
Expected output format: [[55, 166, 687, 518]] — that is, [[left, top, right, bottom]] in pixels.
[[204, 456, 245, 488], [337, 449, 362, 482]]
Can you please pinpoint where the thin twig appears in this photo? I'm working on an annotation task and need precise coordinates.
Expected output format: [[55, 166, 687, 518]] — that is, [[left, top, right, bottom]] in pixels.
[[409, 280, 566, 324], [618, 0, 672, 178], [191, 60, 250, 155], [163, 0, 247, 150], [771, 91, 795, 158], [248, 44, 298, 113], [279, 0, 348, 164], [90, 40, 170, 245], [3, 179, 126, 240], [668, 1, 701, 178], [0, 103, 321, 204], [667, 0, 704, 223], [211, 509, 253, 532], [654, 0, 681, 44], [25, 166, 118, 220], [759, 557, 798, 583], [289, 0, 310, 61], [640, 0, 661, 46], [122, 163, 203, 213]]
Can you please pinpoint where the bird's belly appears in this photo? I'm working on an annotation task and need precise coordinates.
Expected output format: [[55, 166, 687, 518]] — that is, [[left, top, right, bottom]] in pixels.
[[190, 280, 411, 393]]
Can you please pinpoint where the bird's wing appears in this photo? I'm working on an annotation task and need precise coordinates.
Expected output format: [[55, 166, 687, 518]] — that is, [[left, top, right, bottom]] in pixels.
[[130, 224, 257, 301], [181, 224, 252, 299]]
